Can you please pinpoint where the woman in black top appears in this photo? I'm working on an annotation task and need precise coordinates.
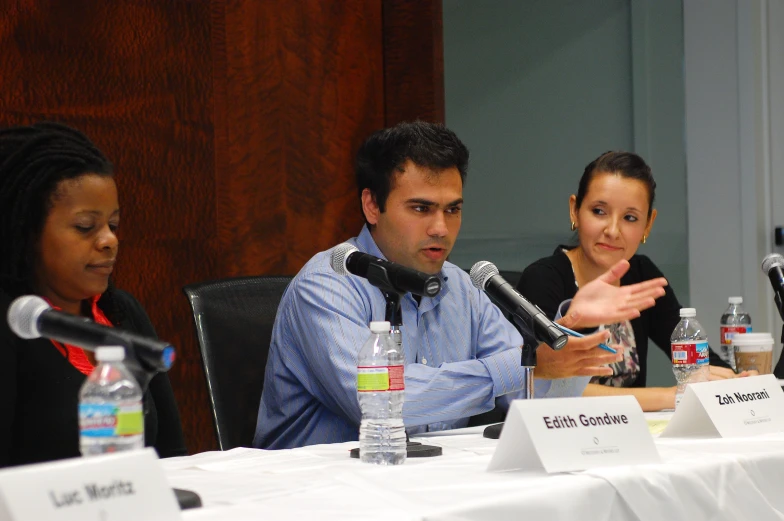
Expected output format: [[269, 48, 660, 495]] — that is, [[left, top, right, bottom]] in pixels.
[[516, 151, 739, 411], [0, 122, 186, 466]]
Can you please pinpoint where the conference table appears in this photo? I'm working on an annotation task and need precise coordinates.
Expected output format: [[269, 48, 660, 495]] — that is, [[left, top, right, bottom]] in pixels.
[[162, 413, 784, 521]]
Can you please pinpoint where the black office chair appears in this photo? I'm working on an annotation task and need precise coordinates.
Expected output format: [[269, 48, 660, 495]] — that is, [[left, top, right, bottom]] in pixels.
[[498, 270, 522, 288], [183, 276, 293, 450]]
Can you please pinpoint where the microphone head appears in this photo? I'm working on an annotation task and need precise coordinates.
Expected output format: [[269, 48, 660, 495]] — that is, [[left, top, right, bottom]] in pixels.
[[470, 261, 499, 290], [762, 253, 784, 275], [7, 295, 50, 339], [330, 242, 359, 276]]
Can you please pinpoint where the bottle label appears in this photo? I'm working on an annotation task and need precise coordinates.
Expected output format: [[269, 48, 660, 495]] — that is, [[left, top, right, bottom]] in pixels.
[[79, 403, 143, 438], [721, 325, 752, 344], [671, 341, 709, 365], [357, 365, 405, 392]]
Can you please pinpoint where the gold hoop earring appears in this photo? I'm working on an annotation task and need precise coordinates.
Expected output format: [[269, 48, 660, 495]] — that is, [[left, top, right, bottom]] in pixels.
[[570, 221, 576, 231], [641, 235, 647, 244]]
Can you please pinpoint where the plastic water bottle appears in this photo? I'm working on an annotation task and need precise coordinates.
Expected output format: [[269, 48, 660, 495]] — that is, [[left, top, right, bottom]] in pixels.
[[357, 321, 406, 465], [79, 346, 144, 456], [720, 296, 752, 371], [671, 308, 710, 408]]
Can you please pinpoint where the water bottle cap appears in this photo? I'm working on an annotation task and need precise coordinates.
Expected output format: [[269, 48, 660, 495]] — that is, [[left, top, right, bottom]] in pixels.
[[95, 346, 125, 362], [369, 321, 391, 333], [679, 307, 696, 317], [728, 296, 743, 304]]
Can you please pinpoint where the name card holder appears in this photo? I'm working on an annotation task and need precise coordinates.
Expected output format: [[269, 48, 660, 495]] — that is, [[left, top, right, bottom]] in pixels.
[[660, 374, 784, 438], [0, 448, 182, 521], [488, 396, 659, 473]]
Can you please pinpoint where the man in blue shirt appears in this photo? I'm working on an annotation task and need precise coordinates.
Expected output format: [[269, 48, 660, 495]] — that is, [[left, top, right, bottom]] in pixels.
[[255, 122, 667, 449]]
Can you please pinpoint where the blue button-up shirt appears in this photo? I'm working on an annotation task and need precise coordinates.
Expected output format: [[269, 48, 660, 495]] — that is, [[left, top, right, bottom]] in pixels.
[[254, 227, 587, 449]]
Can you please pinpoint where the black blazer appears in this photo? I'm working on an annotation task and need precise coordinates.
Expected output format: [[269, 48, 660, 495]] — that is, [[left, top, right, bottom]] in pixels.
[[0, 289, 187, 467], [516, 246, 728, 388]]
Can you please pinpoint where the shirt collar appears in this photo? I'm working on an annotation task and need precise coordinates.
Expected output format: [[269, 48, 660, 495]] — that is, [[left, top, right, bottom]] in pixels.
[[355, 225, 450, 284], [42, 294, 113, 326], [43, 294, 101, 314], [355, 226, 451, 310]]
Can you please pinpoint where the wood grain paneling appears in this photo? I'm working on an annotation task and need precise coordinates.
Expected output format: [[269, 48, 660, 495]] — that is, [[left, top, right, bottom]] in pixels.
[[213, 0, 381, 276], [383, 0, 445, 125], [0, 0, 218, 453], [0, 0, 442, 455]]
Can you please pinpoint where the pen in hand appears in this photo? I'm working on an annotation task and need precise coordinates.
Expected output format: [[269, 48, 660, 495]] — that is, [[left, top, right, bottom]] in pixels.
[[553, 323, 617, 354]]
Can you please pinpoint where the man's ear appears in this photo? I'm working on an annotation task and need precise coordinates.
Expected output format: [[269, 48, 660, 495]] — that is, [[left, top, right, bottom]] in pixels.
[[361, 188, 380, 225]]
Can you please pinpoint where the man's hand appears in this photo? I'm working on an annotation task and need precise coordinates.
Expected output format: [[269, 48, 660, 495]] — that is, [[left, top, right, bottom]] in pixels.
[[536, 329, 623, 379], [560, 259, 667, 330]]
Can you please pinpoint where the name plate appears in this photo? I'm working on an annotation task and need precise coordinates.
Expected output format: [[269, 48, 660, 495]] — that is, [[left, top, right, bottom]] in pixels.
[[660, 374, 784, 438], [0, 449, 182, 521], [488, 396, 659, 473]]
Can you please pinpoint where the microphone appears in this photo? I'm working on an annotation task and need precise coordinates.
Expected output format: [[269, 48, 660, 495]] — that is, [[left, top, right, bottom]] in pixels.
[[762, 253, 784, 320], [330, 243, 442, 297], [7, 295, 175, 372], [470, 261, 568, 350]]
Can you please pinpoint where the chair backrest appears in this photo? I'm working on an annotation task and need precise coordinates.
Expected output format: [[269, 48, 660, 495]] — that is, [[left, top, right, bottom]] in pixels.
[[498, 270, 523, 289], [183, 275, 293, 450]]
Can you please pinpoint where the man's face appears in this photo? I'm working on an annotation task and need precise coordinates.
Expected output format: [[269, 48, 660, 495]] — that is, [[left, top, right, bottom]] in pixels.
[[363, 161, 463, 275]]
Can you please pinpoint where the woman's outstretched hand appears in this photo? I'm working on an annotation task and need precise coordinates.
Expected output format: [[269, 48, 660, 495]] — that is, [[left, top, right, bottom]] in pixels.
[[560, 259, 668, 330]]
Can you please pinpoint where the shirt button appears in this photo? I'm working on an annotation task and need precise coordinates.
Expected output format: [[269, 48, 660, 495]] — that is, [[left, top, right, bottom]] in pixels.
[[422, 357, 428, 365]]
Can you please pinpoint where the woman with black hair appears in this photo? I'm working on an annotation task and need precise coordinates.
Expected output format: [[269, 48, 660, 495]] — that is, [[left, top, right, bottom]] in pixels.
[[0, 121, 186, 466], [515, 151, 742, 411]]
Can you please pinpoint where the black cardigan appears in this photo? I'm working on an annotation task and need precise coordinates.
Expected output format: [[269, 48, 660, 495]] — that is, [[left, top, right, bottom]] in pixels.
[[515, 247, 727, 388], [0, 289, 187, 467]]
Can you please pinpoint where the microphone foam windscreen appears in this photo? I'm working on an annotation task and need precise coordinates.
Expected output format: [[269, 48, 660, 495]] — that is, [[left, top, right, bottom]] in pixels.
[[762, 253, 784, 274], [330, 242, 359, 276], [469, 261, 499, 290], [7, 295, 50, 339]]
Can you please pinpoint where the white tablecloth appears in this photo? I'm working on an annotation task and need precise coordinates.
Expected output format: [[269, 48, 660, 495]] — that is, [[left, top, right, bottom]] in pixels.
[[163, 421, 784, 521]]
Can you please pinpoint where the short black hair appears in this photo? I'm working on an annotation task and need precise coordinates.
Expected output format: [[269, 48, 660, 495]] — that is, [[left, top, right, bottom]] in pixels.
[[575, 151, 656, 217], [0, 122, 114, 298], [355, 121, 469, 223]]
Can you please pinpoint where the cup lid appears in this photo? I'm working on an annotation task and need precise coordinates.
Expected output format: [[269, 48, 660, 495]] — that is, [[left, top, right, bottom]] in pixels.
[[732, 332, 774, 345]]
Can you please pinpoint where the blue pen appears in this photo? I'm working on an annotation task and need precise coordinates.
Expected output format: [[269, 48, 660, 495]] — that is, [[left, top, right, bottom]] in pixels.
[[554, 323, 617, 354]]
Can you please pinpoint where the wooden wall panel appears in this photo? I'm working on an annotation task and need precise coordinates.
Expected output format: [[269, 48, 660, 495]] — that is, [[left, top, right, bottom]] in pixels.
[[213, 0, 381, 275], [0, 0, 218, 454], [0, 0, 442, 455], [383, 0, 445, 125]]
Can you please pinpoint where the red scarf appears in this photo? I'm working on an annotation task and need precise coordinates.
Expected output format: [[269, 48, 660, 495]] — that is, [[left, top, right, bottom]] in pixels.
[[46, 296, 114, 376]]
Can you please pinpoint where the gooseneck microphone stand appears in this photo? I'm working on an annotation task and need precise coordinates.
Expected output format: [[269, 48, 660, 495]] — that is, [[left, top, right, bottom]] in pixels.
[[520, 337, 537, 400], [482, 317, 540, 439], [510, 313, 541, 401], [381, 290, 404, 346]]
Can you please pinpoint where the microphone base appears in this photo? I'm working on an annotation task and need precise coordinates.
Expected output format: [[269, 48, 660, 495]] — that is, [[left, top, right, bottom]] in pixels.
[[349, 441, 442, 459], [173, 488, 202, 510], [483, 422, 504, 439]]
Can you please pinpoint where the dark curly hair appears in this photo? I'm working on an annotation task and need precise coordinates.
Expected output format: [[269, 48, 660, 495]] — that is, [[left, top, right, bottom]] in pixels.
[[0, 121, 122, 321], [355, 121, 469, 224]]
